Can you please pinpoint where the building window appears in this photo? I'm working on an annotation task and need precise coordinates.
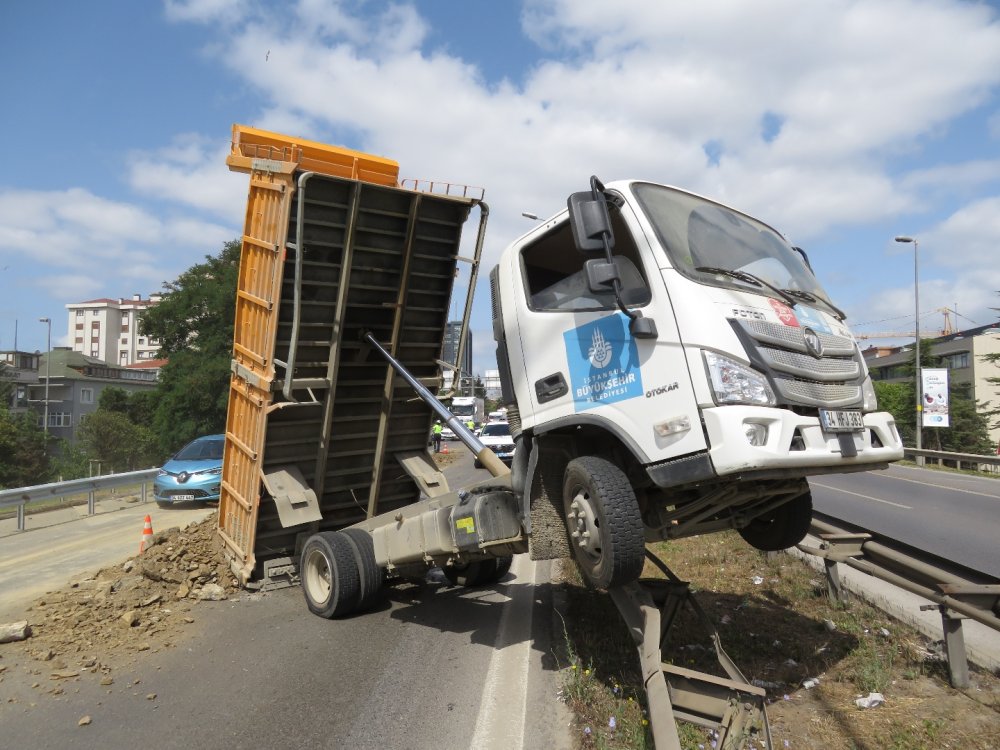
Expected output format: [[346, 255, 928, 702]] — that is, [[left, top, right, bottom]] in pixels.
[[76, 310, 84, 318], [120, 352, 129, 364], [75, 323, 84, 330], [92, 310, 99, 316], [81, 388, 94, 404], [121, 337, 128, 344], [46, 413, 72, 428], [944, 351, 970, 369], [91, 348, 100, 358]]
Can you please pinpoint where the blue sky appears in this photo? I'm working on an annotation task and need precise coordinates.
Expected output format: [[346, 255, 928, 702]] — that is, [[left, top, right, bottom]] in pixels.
[[2, 0, 1000, 372]]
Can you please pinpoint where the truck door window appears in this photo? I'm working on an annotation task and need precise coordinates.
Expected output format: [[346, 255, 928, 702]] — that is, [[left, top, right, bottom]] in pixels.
[[521, 208, 650, 312]]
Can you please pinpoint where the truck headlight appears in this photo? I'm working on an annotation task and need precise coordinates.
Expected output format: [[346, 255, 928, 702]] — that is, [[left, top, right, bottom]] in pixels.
[[861, 376, 878, 412], [703, 351, 776, 407]]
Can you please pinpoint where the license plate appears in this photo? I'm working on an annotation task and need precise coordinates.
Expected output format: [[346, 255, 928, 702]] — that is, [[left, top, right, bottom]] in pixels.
[[819, 409, 864, 432], [173, 494, 196, 502]]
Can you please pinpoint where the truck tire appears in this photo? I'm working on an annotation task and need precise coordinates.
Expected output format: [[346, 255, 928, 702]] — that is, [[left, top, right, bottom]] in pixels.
[[563, 456, 645, 589], [300, 531, 361, 618], [738, 490, 813, 552], [443, 556, 513, 587], [341, 528, 384, 611]]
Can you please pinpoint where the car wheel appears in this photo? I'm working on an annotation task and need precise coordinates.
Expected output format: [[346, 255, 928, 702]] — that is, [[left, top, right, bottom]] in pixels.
[[738, 490, 813, 552], [563, 456, 645, 589], [300, 531, 361, 618]]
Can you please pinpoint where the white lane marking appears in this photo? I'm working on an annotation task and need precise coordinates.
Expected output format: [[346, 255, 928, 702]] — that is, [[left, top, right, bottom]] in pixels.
[[876, 469, 1000, 500], [810, 482, 912, 509], [470, 554, 537, 750]]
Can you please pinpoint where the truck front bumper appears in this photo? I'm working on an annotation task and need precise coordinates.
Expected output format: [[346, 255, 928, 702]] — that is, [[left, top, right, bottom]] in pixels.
[[702, 406, 903, 477]]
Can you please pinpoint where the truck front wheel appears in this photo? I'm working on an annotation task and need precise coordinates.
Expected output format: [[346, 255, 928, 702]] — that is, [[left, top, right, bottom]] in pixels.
[[738, 490, 813, 552], [300, 531, 361, 618], [563, 456, 645, 589]]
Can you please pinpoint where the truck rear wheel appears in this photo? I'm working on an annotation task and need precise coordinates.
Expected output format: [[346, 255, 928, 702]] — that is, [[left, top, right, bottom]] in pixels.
[[444, 556, 513, 587], [342, 528, 384, 611], [300, 531, 361, 618], [738, 490, 813, 552], [563, 456, 645, 589]]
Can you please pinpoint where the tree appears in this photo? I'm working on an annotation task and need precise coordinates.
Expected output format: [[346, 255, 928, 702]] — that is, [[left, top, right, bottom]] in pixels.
[[0, 405, 52, 489], [76, 410, 159, 472], [140, 239, 240, 453]]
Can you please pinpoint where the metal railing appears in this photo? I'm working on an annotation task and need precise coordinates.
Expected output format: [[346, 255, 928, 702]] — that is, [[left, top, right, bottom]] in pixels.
[[904, 447, 1000, 471], [0, 469, 159, 531], [798, 513, 1000, 688]]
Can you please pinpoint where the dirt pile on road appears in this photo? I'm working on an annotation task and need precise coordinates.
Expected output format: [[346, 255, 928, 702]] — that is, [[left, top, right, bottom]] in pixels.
[[2, 513, 237, 677]]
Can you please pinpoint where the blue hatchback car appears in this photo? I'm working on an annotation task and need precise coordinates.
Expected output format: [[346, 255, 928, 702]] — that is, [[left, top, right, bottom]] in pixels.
[[154, 434, 225, 507]]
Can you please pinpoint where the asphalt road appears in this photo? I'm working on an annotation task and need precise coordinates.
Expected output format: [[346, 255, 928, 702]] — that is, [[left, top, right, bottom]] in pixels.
[[0, 501, 215, 622], [0, 442, 572, 750], [809, 463, 1000, 578]]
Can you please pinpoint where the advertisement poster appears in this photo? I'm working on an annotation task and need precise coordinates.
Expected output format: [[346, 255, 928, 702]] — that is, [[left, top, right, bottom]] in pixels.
[[921, 368, 949, 427]]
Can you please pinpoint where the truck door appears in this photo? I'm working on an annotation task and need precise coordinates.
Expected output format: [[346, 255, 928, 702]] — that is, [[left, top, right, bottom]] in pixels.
[[508, 200, 706, 463]]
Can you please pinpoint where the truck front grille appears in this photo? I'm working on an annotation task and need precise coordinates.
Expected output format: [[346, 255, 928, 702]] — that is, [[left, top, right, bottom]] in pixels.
[[736, 320, 863, 409]]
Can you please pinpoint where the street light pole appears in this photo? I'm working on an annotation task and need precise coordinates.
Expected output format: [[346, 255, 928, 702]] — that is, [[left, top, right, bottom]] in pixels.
[[39, 317, 51, 438], [894, 236, 922, 464]]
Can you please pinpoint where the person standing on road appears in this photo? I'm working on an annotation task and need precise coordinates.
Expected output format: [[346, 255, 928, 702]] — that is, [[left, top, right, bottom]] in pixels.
[[432, 420, 443, 452]]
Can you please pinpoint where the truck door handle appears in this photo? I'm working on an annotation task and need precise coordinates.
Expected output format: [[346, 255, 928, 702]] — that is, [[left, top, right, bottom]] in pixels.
[[535, 373, 568, 403]]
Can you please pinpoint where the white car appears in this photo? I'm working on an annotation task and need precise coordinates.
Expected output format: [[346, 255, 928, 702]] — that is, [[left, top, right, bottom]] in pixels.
[[475, 421, 515, 468]]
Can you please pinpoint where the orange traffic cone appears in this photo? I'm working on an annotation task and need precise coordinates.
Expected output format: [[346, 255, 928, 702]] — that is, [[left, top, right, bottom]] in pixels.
[[442, 442, 449, 454], [139, 514, 153, 554]]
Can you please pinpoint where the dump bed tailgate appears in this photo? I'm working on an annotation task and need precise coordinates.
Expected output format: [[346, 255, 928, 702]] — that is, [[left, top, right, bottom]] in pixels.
[[220, 126, 479, 582]]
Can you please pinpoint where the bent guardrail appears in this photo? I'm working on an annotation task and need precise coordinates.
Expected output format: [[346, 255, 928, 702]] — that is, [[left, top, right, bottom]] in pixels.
[[0, 469, 159, 531], [798, 512, 1000, 688]]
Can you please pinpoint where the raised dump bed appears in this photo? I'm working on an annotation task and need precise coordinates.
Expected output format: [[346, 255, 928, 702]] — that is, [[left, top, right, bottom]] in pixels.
[[219, 125, 485, 584]]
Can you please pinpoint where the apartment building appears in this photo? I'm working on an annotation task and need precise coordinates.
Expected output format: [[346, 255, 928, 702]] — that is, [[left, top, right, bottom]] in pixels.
[[863, 322, 1000, 446], [23, 348, 159, 444], [66, 293, 164, 367], [0, 350, 40, 414]]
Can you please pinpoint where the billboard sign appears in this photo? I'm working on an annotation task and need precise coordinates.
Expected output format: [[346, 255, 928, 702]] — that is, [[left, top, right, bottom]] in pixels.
[[921, 368, 949, 428]]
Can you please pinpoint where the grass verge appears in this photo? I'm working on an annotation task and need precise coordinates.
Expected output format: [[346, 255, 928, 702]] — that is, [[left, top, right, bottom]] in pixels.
[[554, 532, 1000, 749]]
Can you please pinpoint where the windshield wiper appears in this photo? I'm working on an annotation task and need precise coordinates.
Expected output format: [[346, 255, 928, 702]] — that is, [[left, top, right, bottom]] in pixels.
[[780, 289, 846, 321], [695, 266, 799, 309]]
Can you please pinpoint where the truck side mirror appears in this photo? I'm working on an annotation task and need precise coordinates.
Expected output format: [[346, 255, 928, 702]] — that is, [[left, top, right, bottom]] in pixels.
[[567, 191, 615, 254]]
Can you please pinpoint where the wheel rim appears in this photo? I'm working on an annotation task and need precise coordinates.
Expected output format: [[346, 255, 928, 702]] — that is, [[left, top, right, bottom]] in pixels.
[[566, 487, 603, 563], [303, 548, 332, 604]]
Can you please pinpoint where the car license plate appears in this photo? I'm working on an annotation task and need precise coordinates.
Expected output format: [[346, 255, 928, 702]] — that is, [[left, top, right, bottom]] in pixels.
[[819, 409, 864, 433], [173, 494, 196, 502]]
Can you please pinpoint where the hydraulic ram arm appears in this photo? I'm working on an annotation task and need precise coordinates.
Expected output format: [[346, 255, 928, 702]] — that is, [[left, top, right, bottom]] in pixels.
[[362, 332, 512, 479]]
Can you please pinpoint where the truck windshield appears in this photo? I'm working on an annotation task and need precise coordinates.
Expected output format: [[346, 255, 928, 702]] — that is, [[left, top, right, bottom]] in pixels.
[[632, 183, 837, 316]]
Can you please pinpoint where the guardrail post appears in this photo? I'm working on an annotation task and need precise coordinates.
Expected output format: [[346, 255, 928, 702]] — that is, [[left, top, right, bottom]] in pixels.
[[88, 490, 96, 516], [824, 558, 847, 604], [141, 482, 148, 504], [922, 604, 970, 688], [17, 502, 25, 531], [816, 532, 869, 604]]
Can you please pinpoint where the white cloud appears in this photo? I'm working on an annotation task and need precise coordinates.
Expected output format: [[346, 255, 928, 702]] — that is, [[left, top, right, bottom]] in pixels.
[[126, 135, 247, 220]]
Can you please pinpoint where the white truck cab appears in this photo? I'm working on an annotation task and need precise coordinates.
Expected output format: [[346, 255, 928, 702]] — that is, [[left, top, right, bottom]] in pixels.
[[490, 177, 902, 587]]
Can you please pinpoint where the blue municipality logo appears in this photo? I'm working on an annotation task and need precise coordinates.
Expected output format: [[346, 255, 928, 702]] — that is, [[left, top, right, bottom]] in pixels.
[[794, 305, 831, 334], [563, 313, 644, 411]]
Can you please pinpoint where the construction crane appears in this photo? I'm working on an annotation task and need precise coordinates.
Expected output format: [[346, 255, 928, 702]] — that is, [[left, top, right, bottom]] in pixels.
[[854, 307, 957, 340]]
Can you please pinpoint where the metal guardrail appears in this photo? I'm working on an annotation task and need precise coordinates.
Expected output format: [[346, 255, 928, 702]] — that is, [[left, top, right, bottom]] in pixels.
[[0, 469, 159, 531], [798, 513, 1000, 688], [904, 447, 1000, 470]]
